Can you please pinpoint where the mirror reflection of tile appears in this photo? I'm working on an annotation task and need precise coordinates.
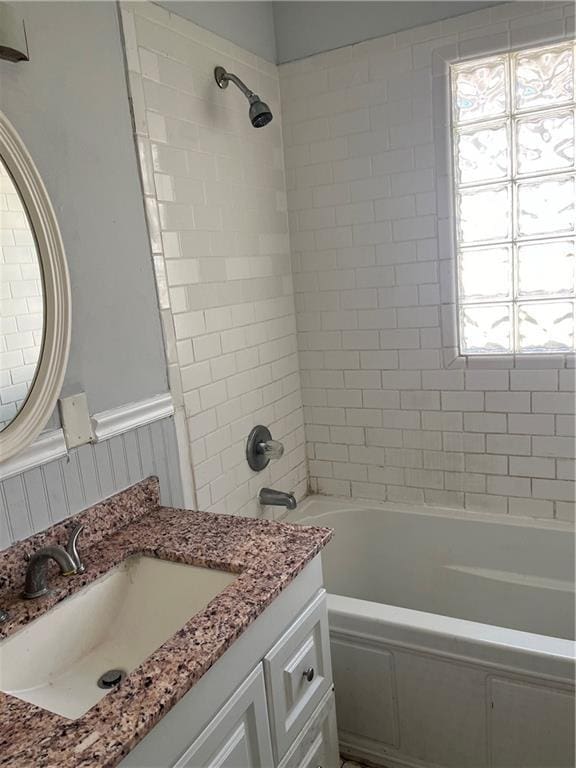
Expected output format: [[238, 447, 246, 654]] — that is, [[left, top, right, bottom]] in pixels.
[[0, 159, 44, 431]]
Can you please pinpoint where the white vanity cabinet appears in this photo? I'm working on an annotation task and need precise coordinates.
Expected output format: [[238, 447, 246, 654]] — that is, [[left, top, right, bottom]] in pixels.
[[120, 556, 338, 768], [264, 591, 332, 763], [172, 666, 274, 768], [277, 689, 339, 768]]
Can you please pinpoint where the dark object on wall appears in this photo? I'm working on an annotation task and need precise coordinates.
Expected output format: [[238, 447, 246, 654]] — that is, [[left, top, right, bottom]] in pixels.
[[0, 3, 29, 62]]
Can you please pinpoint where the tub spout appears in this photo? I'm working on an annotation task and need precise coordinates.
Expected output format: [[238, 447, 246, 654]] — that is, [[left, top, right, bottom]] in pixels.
[[259, 487, 297, 510]]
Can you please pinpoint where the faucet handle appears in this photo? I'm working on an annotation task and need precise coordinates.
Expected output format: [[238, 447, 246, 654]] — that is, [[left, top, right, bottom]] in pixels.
[[246, 426, 285, 471], [257, 439, 284, 461], [66, 523, 85, 574]]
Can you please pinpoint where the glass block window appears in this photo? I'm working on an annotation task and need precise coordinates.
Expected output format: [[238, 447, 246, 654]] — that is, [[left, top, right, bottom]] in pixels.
[[451, 42, 575, 355]]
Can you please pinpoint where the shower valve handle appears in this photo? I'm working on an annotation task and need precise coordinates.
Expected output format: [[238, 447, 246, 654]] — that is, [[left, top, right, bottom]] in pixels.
[[246, 426, 284, 471], [257, 439, 284, 461]]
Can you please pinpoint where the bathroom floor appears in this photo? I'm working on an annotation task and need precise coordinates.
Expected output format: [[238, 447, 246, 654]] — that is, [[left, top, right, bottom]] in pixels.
[[341, 759, 371, 768]]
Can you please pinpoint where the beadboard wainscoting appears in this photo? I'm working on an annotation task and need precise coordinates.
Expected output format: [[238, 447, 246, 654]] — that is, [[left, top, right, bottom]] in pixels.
[[0, 415, 183, 550]]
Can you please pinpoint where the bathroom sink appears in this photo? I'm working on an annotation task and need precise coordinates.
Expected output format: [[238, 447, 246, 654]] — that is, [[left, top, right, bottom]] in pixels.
[[0, 556, 237, 719]]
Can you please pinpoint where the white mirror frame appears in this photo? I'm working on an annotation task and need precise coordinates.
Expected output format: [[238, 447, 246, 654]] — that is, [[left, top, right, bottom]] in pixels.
[[0, 110, 71, 462]]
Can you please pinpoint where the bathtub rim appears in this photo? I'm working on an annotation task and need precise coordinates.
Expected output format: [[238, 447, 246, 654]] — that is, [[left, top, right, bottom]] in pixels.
[[294, 493, 576, 533], [328, 592, 574, 685]]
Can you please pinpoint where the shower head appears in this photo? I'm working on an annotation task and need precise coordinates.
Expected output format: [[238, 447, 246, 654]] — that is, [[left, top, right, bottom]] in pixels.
[[214, 66, 273, 128], [248, 95, 273, 128]]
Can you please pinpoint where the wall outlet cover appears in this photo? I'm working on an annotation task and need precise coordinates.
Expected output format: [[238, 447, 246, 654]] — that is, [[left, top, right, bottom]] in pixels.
[[58, 393, 94, 449]]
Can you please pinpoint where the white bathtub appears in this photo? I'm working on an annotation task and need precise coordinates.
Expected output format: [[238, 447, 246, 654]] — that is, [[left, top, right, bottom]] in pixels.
[[289, 495, 575, 768]]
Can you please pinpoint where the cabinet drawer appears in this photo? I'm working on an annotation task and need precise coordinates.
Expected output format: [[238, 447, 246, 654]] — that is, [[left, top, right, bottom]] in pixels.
[[264, 590, 332, 762], [278, 690, 339, 768], [173, 665, 274, 768]]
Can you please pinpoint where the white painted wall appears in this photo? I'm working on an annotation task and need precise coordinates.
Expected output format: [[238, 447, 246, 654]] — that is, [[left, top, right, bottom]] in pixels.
[[280, 2, 575, 523], [123, 2, 307, 517]]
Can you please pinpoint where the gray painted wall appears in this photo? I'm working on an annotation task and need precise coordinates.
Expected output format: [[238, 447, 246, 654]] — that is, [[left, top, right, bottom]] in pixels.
[[0, 1, 168, 417], [273, 1, 502, 62], [156, 1, 277, 61]]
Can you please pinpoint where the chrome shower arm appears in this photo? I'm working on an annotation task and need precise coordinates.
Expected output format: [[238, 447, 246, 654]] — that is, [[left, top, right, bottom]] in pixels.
[[215, 67, 253, 98], [223, 72, 254, 99]]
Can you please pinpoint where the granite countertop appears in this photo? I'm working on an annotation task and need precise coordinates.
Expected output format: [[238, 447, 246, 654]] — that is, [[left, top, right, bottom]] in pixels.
[[0, 478, 332, 768]]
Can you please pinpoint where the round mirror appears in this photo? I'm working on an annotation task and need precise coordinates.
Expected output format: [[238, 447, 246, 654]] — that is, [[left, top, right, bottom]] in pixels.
[[0, 154, 44, 431], [0, 111, 70, 462]]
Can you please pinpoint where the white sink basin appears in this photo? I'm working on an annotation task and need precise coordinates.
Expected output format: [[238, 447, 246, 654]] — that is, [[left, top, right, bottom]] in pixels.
[[0, 556, 237, 719]]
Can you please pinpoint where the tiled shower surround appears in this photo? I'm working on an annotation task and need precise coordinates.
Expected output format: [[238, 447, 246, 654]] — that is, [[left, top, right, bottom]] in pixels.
[[125, 2, 574, 523], [122, 3, 307, 517], [280, 2, 575, 521]]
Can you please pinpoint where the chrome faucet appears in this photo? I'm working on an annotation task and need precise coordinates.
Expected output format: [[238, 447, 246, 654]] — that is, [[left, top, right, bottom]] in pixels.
[[66, 523, 86, 574], [23, 524, 85, 599], [258, 487, 297, 511]]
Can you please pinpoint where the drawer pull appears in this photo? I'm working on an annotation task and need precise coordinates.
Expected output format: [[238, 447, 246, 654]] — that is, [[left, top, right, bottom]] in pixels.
[[303, 666, 315, 682]]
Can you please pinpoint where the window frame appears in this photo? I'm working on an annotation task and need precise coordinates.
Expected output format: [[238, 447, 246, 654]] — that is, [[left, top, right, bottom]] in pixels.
[[433, 31, 576, 371], [450, 43, 575, 358]]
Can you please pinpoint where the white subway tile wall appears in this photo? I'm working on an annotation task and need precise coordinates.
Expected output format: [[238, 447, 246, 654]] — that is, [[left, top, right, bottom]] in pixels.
[[280, 1, 575, 522], [0, 164, 43, 430], [123, 2, 307, 517]]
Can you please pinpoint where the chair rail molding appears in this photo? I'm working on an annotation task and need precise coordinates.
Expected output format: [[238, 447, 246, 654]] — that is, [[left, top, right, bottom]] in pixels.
[[0, 429, 67, 482], [0, 392, 175, 482], [91, 392, 174, 442]]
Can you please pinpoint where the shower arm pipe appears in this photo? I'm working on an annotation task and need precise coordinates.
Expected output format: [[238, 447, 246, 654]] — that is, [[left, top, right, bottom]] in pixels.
[[217, 70, 255, 100]]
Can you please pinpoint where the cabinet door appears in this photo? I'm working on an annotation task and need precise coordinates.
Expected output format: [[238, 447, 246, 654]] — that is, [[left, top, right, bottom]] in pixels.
[[174, 665, 274, 768], [278, 690, 339, 768], [264, 591, 332, 762]]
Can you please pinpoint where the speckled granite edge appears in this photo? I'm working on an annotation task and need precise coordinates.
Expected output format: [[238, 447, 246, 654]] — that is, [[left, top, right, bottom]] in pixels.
[[0, 479, 333, 768], [0, 478, 160, 594]]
